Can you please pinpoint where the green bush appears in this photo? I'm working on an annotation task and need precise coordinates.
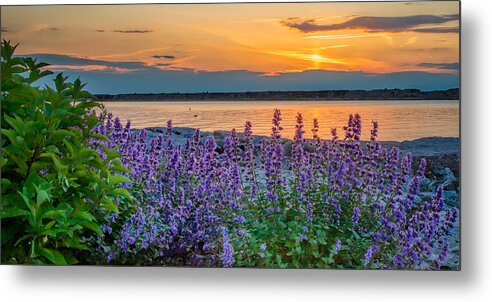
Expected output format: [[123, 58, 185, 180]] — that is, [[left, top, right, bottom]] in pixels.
[[1, 40, 131, 264]]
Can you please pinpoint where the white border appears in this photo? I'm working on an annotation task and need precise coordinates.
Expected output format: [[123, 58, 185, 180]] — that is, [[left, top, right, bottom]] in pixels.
[[1, 1, 492, 302]]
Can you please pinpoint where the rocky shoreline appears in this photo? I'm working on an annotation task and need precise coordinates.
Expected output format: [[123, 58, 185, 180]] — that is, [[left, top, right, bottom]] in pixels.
[[140, 126, 460, 205]]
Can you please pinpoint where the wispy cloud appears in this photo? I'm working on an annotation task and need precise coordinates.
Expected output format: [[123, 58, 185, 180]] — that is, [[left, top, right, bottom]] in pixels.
[[320, 44, 353, 49], [259, 50, 344, 65], [95, 29, 153, 34], [38, 26, 62, 32], [47, 64, 131, 73], [305, 33, 386, 40], [113, 29, 153, 34], [152, 55, 175, 59], [154, 63, 173, 67], [412, 27, 459, 33], [281, 14, 459, 33], [417, 62, 459, 70], [18, 53, 152, 73]]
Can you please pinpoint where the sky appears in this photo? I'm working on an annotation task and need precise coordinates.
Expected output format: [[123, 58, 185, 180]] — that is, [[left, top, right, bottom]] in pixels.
[[1, 1, 460, 93]]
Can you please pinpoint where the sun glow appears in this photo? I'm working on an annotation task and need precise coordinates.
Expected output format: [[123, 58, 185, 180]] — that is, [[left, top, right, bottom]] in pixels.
[[2, 2, 459, 77]]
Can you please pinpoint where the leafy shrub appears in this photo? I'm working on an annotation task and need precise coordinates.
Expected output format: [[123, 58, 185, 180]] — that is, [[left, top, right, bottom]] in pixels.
[[1, 40, 131, 264], [92, 109, 458, 269]]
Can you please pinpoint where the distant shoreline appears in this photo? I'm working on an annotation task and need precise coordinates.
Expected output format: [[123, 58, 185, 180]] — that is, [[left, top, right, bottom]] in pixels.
[[94, 88, 459, 102]]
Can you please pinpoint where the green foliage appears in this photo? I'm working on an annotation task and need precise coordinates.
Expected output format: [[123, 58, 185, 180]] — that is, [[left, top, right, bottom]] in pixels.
[[232, 181, 375, 269], [1, 40, 131, 264]]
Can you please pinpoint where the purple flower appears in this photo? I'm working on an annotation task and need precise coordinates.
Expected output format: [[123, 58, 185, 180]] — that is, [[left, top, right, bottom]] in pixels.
[[166, 119, 173, 136], [88, 110, 457, 270], [334, 240, 342, 255], [221, 227, 235, 267], [364, 246, 373, 267], [370, 121, 379, 141], [352, 207, 361, 227]]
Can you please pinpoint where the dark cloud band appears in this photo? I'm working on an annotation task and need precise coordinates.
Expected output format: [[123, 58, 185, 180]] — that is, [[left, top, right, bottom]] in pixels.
[[19, 53, 151, 71], [281, 14, 459, 33], [418, 62, 459, 70], [113, 29, 153, 34], [152, 55, 176, 59]]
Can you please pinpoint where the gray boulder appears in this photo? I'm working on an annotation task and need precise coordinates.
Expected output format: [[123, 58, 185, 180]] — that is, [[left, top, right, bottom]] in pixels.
[[443, 190, 460, 207]]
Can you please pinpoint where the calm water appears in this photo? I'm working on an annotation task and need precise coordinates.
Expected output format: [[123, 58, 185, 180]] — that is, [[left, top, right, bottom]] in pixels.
[[102, 100, 459, 142]]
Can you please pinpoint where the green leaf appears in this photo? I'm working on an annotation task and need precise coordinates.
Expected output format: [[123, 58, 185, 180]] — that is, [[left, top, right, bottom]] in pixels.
[[78, 220, 103, 235], [111, 187, 132, 201], [102, 196, 119, 213], [109, 174, 131, 186], [276, 255, 282, 266], [44, 221, 56, 230], [36, 189, 50, 206], [1, 208, 29, 219], [39, 247, 67, 265]]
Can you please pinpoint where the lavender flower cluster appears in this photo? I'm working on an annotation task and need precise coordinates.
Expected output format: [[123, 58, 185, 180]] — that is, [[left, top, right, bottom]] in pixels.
[[88, 110, 458, 269]]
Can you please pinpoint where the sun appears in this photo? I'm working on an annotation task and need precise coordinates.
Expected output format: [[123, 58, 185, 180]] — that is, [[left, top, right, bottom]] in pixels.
[[303, 53, 343, 69]]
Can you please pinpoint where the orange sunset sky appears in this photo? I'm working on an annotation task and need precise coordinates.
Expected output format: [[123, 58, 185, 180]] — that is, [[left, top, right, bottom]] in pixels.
[[1, 1, 460, 93]]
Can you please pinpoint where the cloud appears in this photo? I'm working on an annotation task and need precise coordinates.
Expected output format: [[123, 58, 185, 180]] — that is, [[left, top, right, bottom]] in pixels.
[[152, 55, 176, 59], [154, 63, 173, 67], [47, 64, 131, 73], [19, 53, 458, 93], [39, 26, 61, 32], [281, 14, 459, 33], [417, 62, 459, 70], [1, 27, 8, 33], [95, 29, 105, 33], [412, 27, 459, 33], [113, 29, 153, 34], [18, 53, 152, 73]]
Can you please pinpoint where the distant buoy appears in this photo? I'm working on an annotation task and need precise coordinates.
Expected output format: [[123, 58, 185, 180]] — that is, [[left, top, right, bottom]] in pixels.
[[194, 114, 198, 118]]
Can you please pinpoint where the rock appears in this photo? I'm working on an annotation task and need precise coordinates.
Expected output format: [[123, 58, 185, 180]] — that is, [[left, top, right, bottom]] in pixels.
[[443, 190, 459, 207], [213, 130, 229, 140], [283, 141, 293, 157], [397, 137, 459, 157], [252, 136, 268, 147], [420, 177, 432, 191], [420, 154, 460, 179], [427, 167, 459, 191], [437, 168, 457, 180], [215, 146, 224, 154], [438, 168, 459, 190], [419, 189, 459, 207], [173, 127, 197, 139], [427, 181, 440, 192], [146, 127, 166, 133], [418, 191, 435, 202], [215, 139, 225, 149], [279, 138, 290, 145]]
